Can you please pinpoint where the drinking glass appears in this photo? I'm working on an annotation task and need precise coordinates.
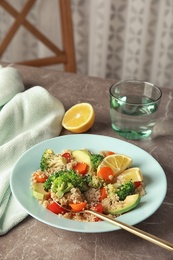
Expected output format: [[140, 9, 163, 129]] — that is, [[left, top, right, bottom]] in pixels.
[[109, 80, 162, 140]]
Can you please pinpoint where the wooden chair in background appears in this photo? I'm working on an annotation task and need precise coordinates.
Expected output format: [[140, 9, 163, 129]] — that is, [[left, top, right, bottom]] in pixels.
[[0, 0, 76, 72]]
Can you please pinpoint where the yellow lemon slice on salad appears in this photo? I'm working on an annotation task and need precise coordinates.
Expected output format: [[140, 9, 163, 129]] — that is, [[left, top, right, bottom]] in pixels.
[[62, 103, 95, 133], [97, 154, 132, 176], [117, 167, 143, 182]]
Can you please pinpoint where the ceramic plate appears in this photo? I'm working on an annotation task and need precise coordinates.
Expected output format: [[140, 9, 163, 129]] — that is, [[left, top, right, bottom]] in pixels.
[[10, 134, 167, 233]]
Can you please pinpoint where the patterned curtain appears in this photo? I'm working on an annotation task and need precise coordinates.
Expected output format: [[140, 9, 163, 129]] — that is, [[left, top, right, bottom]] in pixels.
[[0, 0, 173, 88]]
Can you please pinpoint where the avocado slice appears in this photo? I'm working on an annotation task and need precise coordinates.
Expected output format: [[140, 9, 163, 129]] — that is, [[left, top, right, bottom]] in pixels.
[[106, 194, 140, 215], [32, 183, 50, 200], [72, 150, 92, 172]]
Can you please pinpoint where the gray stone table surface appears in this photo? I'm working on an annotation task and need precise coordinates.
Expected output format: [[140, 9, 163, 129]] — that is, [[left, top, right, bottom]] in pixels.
[[0, 64, 173, 260]]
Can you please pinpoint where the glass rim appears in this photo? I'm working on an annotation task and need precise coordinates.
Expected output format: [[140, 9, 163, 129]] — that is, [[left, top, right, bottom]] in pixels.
[[109, 80, 162, 105]]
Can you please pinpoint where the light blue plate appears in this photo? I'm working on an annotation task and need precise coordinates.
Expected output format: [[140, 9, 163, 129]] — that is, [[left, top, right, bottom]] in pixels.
[[10, 134, 167, 233]]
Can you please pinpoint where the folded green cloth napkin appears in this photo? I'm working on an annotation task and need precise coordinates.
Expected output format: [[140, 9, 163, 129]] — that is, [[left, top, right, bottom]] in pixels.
[[0, 65, 25, 107], [0, 86, 65, 235]]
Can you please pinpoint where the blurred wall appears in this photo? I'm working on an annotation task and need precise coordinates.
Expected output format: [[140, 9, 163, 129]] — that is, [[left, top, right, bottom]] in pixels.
[[0, 0, 173, 88]]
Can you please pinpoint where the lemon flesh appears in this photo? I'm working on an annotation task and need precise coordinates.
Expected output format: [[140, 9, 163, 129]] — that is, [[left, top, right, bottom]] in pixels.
[[62, 103, 95, 133]]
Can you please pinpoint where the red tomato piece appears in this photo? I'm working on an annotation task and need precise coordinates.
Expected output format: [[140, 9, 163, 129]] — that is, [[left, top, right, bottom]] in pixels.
[[62, 152, 72, 163], [106, 151, 115, 156], [47, 202, 66, 214], [93, 203, 103, 213], [94, 217, 101, 222], [134, 181, 141, 188]]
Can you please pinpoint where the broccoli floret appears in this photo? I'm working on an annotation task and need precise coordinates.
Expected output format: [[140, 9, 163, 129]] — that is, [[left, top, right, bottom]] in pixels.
[[85, 175, 105, 189], [46, 170, 89, 198], [116, 181, 135, 201], [40, 148, 66, 171], [65, 170, 89, 192], [40, 149, 54, 171], [90, 153, 104, 171], [51, 174, 74, 198], [43, 172, 59, 191]]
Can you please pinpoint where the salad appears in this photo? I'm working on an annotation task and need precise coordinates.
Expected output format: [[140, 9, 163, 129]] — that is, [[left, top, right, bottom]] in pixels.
[[31, 148, 145, 222]]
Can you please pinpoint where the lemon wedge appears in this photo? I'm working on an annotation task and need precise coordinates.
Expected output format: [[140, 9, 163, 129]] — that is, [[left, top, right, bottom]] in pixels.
[[117, 167, 143, 182], [97, 154, 132, 176]]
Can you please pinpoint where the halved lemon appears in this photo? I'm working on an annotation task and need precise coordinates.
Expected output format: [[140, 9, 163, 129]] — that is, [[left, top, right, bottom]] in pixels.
[[117, 167, 143, 182], [97, 154, 132, 176], [62, 103, 95, 133]]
